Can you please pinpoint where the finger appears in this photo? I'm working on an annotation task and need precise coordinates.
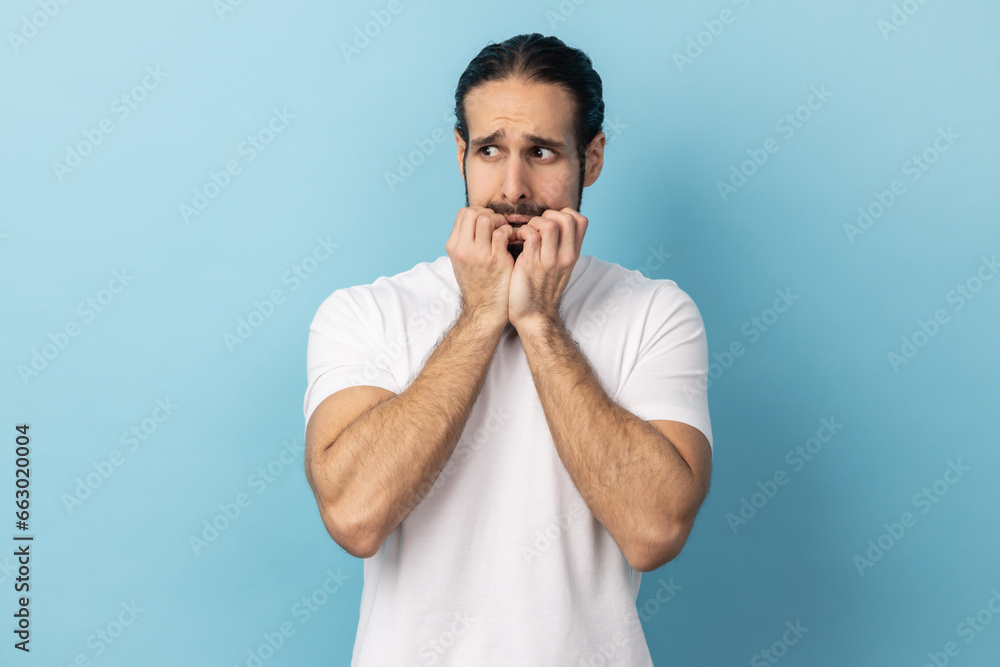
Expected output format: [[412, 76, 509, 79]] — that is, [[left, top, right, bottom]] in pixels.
[[543, 209, 576, 266], [455, 207, 478, 251], [522, 214, 547, 242], [482, 212, 509, 249], [492, 223, 514, 259], [560, 207, 588, 257], [457, 206, 495, 251], [518, 225, 542, 266], [447, 207, 467, 253], [537, 216, 560, 267], [475, 213, 495, 250]]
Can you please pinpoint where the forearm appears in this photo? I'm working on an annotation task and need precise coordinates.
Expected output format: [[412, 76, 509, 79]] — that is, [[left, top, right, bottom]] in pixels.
[[314, 310, 503, 555], [518, 316, 700, 565]]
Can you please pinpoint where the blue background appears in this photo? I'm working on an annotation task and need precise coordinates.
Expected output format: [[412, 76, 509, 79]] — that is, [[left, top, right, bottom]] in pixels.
[[2, 0, 998, 665]]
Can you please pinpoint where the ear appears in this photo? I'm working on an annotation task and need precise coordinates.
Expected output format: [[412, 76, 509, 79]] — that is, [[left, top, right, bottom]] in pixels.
[[455, 129, 466, 180], [582, 131, 606, 187]]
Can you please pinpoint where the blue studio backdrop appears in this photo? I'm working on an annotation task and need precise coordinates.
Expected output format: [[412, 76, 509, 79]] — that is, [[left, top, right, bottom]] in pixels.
[[2, 1, 999, 665]]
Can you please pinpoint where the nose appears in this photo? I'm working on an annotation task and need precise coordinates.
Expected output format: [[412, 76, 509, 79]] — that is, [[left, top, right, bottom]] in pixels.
[[499, 155, 531, 205]]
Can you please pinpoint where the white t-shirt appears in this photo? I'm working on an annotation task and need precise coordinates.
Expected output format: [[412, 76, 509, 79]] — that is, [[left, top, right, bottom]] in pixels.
[[304, 254, 712, 666]]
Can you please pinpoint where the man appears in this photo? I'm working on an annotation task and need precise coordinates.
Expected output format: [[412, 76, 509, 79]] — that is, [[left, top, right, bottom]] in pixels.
[[303, 33, 712, 666]]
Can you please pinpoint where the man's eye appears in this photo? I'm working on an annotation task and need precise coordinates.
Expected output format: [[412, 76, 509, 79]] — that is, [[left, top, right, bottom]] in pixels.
[[478, 146, 555, 159]]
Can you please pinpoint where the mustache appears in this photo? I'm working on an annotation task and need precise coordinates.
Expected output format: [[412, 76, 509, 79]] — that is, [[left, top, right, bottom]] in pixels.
[[488, 202, 548, 217]]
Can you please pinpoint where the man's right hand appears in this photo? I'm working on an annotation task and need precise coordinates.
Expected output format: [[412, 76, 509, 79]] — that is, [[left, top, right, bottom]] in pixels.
[[445, 206, 515, 330]]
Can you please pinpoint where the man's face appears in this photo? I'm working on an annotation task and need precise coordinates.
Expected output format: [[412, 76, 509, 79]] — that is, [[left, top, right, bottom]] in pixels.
[[455, 77, 604, 259]]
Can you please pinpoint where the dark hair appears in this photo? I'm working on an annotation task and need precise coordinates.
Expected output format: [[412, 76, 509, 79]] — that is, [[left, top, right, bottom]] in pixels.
[[453, 33, 604, 183]]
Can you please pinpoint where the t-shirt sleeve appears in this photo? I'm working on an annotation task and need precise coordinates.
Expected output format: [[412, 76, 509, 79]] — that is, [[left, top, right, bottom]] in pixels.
[[615, 283, 713, 451], [303, 288, 400, 426]]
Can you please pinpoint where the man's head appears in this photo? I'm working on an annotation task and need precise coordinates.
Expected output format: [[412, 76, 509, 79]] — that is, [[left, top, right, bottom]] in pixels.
[[453, 33, 606, 256]]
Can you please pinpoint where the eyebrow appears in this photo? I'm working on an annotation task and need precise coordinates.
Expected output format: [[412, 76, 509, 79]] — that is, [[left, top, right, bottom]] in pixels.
[[469, 128, 567, 152]]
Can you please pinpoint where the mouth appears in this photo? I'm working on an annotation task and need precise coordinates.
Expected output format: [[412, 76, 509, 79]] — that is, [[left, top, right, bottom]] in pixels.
[[505, 215, 531, 243]]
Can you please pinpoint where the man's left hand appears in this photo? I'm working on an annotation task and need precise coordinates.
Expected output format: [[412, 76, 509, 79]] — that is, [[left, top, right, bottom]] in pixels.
[[508, 207, 588, 331]]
